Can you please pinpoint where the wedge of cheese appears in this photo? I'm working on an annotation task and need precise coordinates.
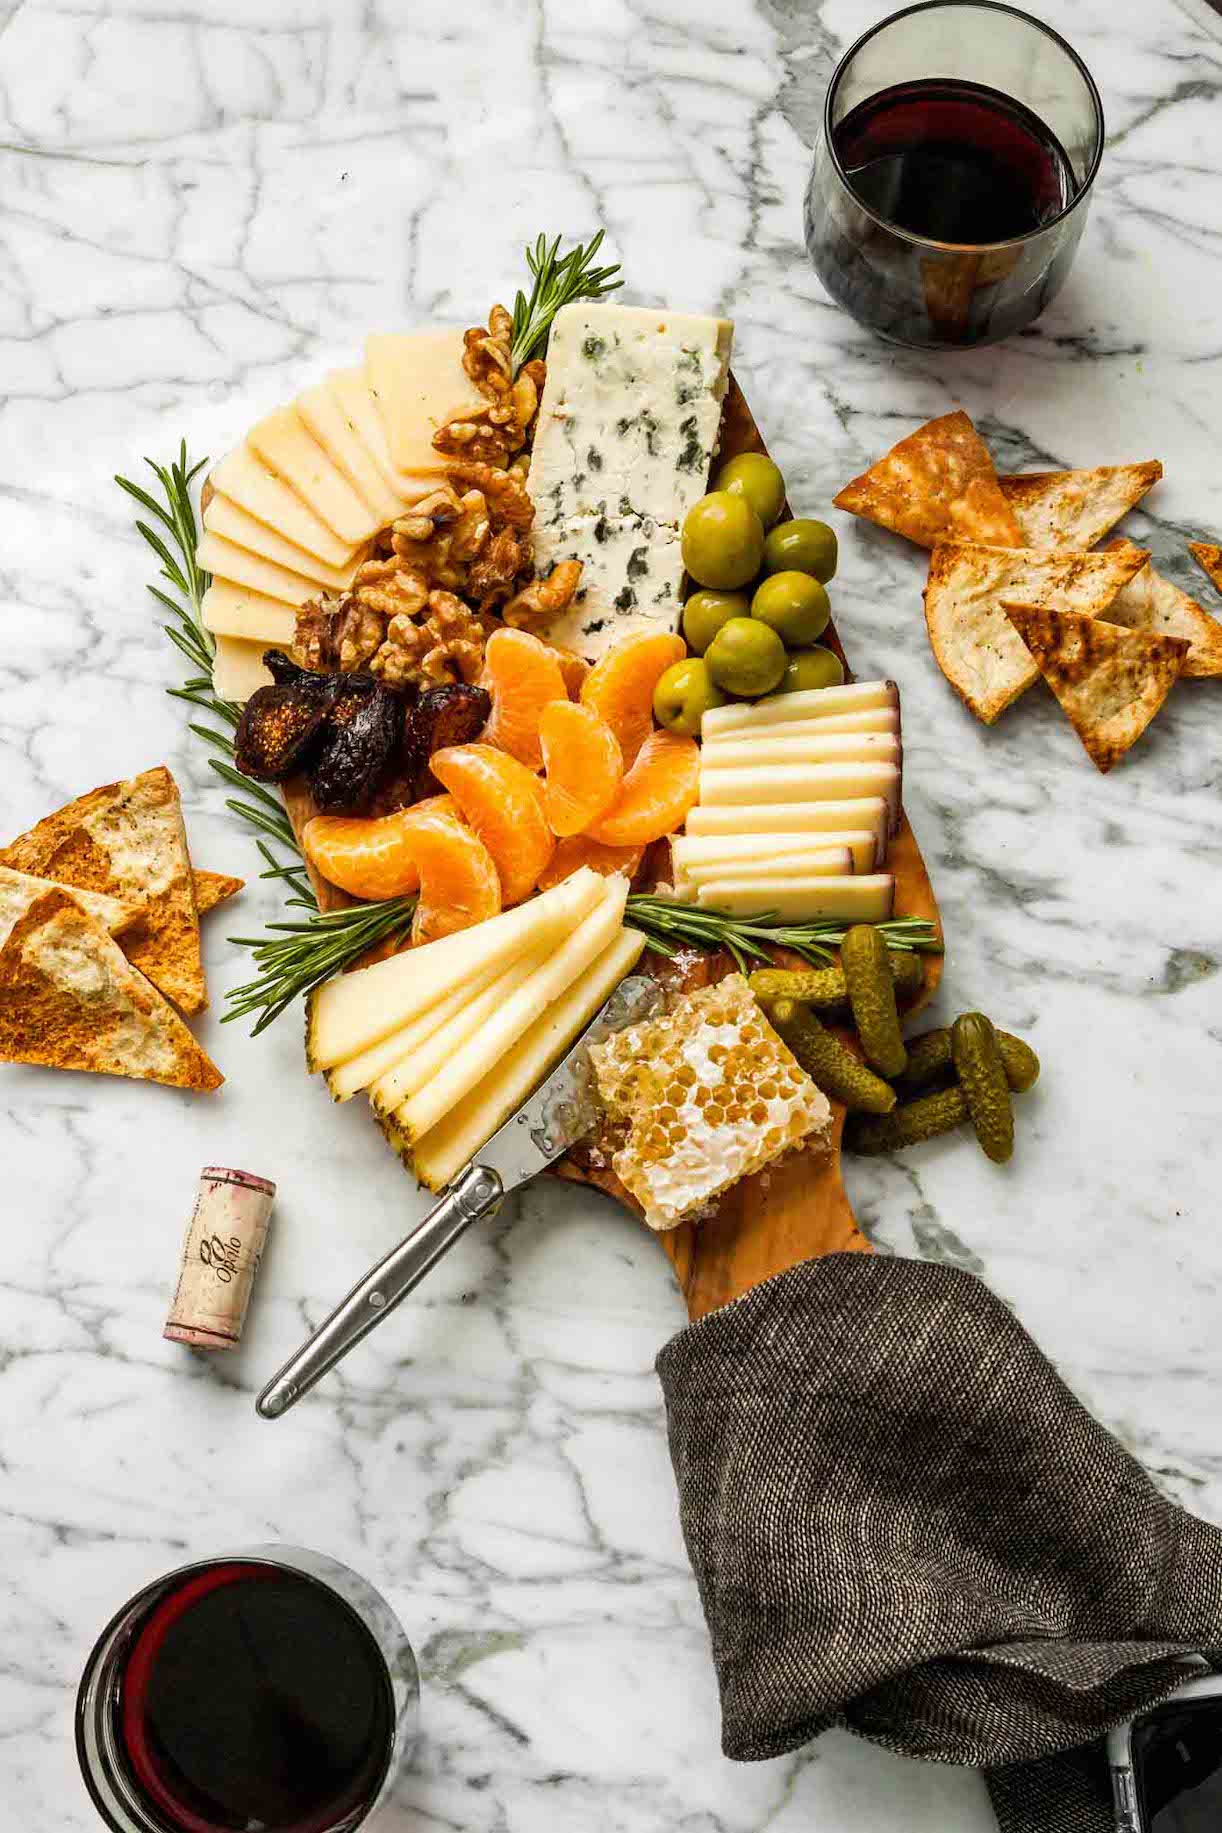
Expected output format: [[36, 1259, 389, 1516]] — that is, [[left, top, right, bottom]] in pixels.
[[203, 494, 358, 591], [701, 733, 901, 771], [201, 582, 297, 647], [212, 635, 275, 704], [248, 408, 379, 546], [328, 368, 439, 501], [211, 445, 357, 568], [392, 877, 629, 1143], [698, 761, 902, 832], [695, 874, 895, 923], [673, 832, 877, 876], [676, 846, 855, 888], [702, 680, 898, 738], [325, 960, 506, 1102], [410, 925, 647, 1193], [684, 797, 890, 855], [364, 330, 485, 475], [368, 949, 545, 1116], [307, 868, 603, 1070], [197, 533, 322, 608], [296, 381, 405, 525]]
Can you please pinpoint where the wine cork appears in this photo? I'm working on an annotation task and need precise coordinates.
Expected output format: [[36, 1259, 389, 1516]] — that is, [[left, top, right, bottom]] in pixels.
[[164, 1167, 276, 1350]]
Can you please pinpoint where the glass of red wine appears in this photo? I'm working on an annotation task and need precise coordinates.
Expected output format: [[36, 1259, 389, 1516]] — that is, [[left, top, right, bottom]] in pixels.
[[805, 1, 1104, 348], [76, 1548, 419, 1832]]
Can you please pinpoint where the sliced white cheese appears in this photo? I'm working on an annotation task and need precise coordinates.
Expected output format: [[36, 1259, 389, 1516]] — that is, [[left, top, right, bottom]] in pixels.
[[201, 581, 298, 646], [307, 868, 603, 1070], [715, 707, 901, 741], [203, 493, 359, 591], [197, 533, 321, 608], [697, 762, 902, 833], [327, 367, 440, 501], [684, 797, 889, 853], [676, 846, 855, 889], [673, 832, 877, 876], [325, 959, 506, 1102], [529, 511, 683, 654], [364, 329, 485, 475], [702, 733, 901, 771], [248, 407, 379, 546], [695, 874, 895, 923], [393, 877, 629, 1143], [702, 680, 898, 738], [211, 635, 275, 704], [211, 444, 357, 567], [369, 949, 544, 1116], [296, 381, 406, 524], [411, 925, 647, 1193]]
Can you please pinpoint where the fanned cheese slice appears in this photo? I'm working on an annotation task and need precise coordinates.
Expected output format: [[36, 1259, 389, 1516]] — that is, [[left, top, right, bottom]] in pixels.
[[203, 494, 358, 591], [327, 368, 439, 501], [702, 681, 897, 737], [248, 407, 379, 546], [197, 534, 320, 608], [368, 949, 544, 1116], [201, 582, 297, 646], [695, 874, 895, 923], [211, 445, 356, 567], [326, 960, 506, 1102], [296, 382, 405, 524], [212, 636, 275, 704], [365, 330, 484, 475]]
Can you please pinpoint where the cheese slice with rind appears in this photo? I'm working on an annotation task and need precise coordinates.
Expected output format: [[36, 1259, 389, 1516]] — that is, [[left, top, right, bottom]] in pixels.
[[368, 949, 544, 1116], [410, 924, 647, 1193], [197, 533, 322, 608], [212, 636, 275, 704], [704, 709, 900, 744], [365, 330, 485, 475], [702, 680, 898, 738], [684, 798, 889, 854], [673, 833, 876, 876], [203, 494, 358, 591], [248, 407, 379, 546], [697, 762, 902, 831], [677, 846, 856, 886], [211, 445, 357, 567], [695, 874, 895, 923], [326, 960, 506, 1101], [201, 582, 297, 646], [701, 733, 901, 771], [296, 382, 405, 525]]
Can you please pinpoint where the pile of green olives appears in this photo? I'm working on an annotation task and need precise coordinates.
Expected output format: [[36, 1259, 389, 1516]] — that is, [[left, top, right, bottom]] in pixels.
[[655, 453, 843, 734]]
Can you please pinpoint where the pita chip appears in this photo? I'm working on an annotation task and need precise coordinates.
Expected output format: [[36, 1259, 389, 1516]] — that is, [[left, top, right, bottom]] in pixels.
[[0, 889, 222, 1090], [193, 869, 245, 915], [923, 541, 1150, 724], [834, 410, 1022, 550], [0, 767, 207, 1016], [0, 864, 141, 946], [1100, 539, 1222, 680], [1189, 540, 1222, 606], [1000, 461, 1162, 549], [1001, 603, 1188, 773]]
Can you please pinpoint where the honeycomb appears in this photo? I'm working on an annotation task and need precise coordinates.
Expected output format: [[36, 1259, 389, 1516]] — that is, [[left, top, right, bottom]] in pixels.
[[590, 974, 832, 1232]]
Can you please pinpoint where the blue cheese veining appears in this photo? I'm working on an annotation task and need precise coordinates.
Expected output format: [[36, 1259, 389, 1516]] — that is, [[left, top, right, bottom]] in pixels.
[[527, 303, 733, 656]]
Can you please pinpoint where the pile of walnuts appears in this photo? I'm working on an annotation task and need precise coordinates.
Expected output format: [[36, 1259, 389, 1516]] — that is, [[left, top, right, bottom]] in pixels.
[[292, 305, 583, 691]]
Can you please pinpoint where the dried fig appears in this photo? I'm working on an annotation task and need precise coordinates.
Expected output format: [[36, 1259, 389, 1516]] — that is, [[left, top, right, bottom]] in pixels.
[[307, 675, 405, 812], [234, 684, 330, 782], [403, 683, 492, 795]]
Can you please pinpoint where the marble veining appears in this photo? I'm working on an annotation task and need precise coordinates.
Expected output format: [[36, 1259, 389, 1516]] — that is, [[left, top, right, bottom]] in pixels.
[[2, 1, 1222, 1827]]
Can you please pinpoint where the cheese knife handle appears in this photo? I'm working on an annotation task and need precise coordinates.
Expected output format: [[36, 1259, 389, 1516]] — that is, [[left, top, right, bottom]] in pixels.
[[255, 1163, 504, 1420]]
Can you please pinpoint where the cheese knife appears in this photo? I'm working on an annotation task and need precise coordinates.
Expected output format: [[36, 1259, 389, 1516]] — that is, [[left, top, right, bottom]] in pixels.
[[256, 974, 661, 1420]]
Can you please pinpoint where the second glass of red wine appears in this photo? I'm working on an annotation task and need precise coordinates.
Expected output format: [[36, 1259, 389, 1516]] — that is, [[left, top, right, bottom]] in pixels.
[[805, 1, 1104, 348], [76, 1547, 419, 1832]]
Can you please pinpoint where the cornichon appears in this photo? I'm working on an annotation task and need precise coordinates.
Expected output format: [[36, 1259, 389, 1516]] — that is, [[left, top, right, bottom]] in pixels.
[[845, 1086, 968, 1154], [765, 997, 896, 1113], [749, 949, 924, 1012], [951, 1012, 1014, 1164], [897, 1026, 1040, 1094], [839, 924, 907, 1077]]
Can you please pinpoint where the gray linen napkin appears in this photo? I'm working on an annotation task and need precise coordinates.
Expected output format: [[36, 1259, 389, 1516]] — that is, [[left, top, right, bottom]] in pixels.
[[655, 1254, 1222, 1832]]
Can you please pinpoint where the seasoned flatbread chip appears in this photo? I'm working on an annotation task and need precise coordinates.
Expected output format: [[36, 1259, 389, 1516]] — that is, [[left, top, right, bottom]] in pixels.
[[193, 869, 245, 914], [923, 541, 1150, 724], [1101, 539, 1222, 680], [1001, 603, 1187, 773], [1000, 461, 1162, 549], [0, 865, 141, 946], [0, 767, 206, 1016], [834, 411, 1021, 550], [0, 889, 222, 1090], [1189, 541, 1222, 606]]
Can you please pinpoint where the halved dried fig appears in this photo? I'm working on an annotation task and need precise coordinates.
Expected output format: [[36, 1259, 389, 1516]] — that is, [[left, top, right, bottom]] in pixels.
[[234, 684, 330, 781], [307, 675, 405, 812], [404, 683, 492, 796]]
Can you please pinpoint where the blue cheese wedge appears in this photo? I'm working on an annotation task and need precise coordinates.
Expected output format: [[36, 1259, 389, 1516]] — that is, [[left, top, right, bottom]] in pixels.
[[528, 303, 733, 656]]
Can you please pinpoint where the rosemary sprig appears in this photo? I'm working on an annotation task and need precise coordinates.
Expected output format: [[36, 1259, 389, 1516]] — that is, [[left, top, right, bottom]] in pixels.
[[509, 230, 622, 374], [225, 875, 417, 1036], [623, 899, 942, 976]]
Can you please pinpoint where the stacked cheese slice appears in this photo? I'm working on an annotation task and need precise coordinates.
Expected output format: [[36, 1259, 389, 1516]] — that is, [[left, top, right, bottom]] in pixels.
[[202, 331, 487, 703], [306, 868, 645, 1193], [671, 681, 902, 922]]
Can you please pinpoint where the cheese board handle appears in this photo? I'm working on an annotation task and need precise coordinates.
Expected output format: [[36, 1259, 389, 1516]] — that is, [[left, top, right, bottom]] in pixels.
[[255, 1164, 504, 1419]]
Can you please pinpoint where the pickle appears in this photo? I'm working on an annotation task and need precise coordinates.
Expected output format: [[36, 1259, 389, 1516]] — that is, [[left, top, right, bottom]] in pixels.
[[749, 949, 923, 1012], [766, 997, 896, 1113], [844, 1086, 968, 1155], [950, 1012, 1014, 1164], [840, 924, 907, 1077], [897, 1025, 1040, 1095]]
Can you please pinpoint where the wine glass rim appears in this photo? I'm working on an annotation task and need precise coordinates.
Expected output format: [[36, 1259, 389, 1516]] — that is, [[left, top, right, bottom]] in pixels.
[[822, 0, 1106, 254]]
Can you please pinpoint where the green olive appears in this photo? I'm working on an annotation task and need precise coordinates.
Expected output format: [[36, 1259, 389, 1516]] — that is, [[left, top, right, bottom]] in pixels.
[[704, 616, 788, 699], [781, 646, 845, 693], [713, 452, 786, 530], [751, 571, 831, 647], [762, 517, 838, 584], [682, 589, 749, 656], [653, 657, 728, 737], [681, 491, 765, 590]]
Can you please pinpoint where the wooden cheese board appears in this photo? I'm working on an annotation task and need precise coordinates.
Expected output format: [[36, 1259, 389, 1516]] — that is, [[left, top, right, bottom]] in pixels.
[[281, 375, 943, 1325]]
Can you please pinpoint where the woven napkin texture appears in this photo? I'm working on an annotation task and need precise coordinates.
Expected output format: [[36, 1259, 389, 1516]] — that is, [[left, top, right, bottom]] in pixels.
[[655, 1254, 1222, 1832]]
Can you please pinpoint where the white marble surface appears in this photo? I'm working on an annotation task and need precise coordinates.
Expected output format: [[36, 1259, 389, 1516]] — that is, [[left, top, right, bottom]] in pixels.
[[3, 0, 1222, 1826]]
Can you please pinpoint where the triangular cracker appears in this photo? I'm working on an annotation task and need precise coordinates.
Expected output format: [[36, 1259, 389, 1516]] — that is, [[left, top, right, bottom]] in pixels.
[[834, 411, 1021, 550], [1000, 461, 1161, 549], [193, 869, 244, 915], [0, 889, 222, 1090], [1001, 603, 1187, 773], [0, 767, 206, 1016], [1189, 540, 1222, 602], [0, 864, 141, 945], [923, 542, 1150, 724], [1101, 539, 1222, 680]]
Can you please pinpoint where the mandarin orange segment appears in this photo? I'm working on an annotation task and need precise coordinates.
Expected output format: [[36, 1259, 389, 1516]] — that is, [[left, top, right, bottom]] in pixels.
[[536, 836, 645, 892], [542, 641, 590, 699], [580, 630, 687, 766], [585, 729, 700, 847], [480, 627, 568, 769], [428, 742, 556, 905], [302, 795, 457, 901], [400, 808, 502, 945], [538, 701, 624, 838]]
